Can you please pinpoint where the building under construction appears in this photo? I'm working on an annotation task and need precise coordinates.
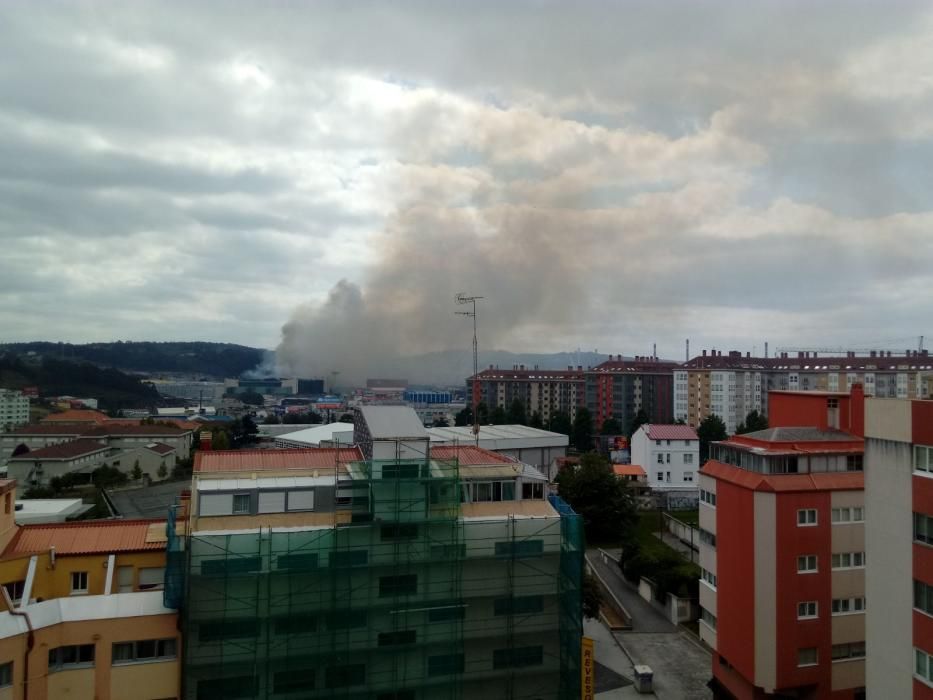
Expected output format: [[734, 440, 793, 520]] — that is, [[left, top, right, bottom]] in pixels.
[[166, 406, 583, 700]]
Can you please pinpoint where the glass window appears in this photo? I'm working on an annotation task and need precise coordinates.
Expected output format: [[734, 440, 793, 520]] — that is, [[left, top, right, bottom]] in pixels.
[[70, 571, 88, 594], [797, 648, 818, 667], [138, 567, 164, 591], [797, 555, 817, 573], [232, 494, 250, 514], [916, 648, 929, 680], [324, 664, 366, 689], [111, 638, 176, 665], [797, 509, 817, 526], [797, 601, 817, 619], [378, 574, 418, 598], [3, 581, 24, 603], [378, 630, 417, 647], [0, 662, 11, 688], [48, 644, 95, 672]]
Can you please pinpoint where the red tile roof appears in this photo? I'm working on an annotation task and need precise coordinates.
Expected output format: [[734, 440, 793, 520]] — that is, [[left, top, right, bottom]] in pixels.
[[81, 424, 191, 437], [700, 460, 864, 492], [7, 424, 85, 436], [5, 519, 167, 556], [430, 445, 514, 465], [8, 439, 109, 461], [613, 464, 646, 477], [41, 410, 109, 424], [644, 424, 699, 441], [143, 442, 176, 455], [195, 447, 364, 473]]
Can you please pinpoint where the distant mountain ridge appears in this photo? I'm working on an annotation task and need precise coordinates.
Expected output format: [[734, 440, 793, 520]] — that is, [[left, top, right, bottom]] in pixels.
[[0, 341, 264, 379]]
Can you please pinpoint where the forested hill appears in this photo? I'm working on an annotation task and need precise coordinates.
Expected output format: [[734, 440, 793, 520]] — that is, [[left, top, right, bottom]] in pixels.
[[0, 356, 161, 411], [0, 341, 265, 378]]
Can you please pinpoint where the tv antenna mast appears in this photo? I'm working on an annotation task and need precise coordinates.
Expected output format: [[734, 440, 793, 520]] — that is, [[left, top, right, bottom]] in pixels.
[[456, 293, 484, 444]]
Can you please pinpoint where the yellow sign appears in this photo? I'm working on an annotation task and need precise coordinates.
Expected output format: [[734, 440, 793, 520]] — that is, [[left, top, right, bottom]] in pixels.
[[581, 636, 595, 700]]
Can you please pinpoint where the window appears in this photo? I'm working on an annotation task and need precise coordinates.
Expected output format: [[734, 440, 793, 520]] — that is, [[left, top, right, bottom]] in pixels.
[[70, 571, 88, 595], [381, 524, 419, 541], [138, 567, 164, 591], [277, 553, 318, 571], [287, 490, 315, 511], [656, 471, 664, 481], [0, 662, 10, 688], [666, 453, 671, 463], [797, 555, 817, 573], [797, 509, 817, 526], [492, 646, 544, 669], [48, 644, 95, 672], [494, 595, 544, 616], [832, 552, 865, 569], [916, 512, 933, 544], [428, 653, 464, 677], [324, 664, 365, 689], [797, 601, 818, 619], [700, 607, 717, 630], [832, 597, 866, 615], [833, 507, 865, 524], [379, 574, 418, 598], [832, 642, 866, 661], [232, 494, 250, 514], [3, 580, 24, 604], [325, 610, 367, 630], [201, 556, 261, 576], [111, 638, 176, 665], [915, 580, 933, 615], [657, 454, 664, 464], [522, 482, 545, 500], [846, 455, 863, 471], [916, 648, 933, 685], [684, 453, 693, 464], [430, 544, 466, 559], [699, 529, 716, 547], [494, 540, 544, 558], [656, 440, 661, 446], [797, 648, 818, 667], [274, 613, 317, 635], [700, 489, 716, 507], [378, 630, 417, 647], [701, 568, 717, 588], [916, 445, 933, 473], [274, 670, 315, 694]]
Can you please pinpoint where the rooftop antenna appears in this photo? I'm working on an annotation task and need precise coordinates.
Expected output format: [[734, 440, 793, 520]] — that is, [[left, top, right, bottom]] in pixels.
[[456, 293, 484, 445]]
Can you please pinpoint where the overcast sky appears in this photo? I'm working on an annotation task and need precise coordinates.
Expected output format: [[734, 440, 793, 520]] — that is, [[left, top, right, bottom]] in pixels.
[[2, 1, 932, 361]]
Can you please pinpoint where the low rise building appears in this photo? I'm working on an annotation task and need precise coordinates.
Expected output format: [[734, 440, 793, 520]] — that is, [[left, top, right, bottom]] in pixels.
[[5, 440, 112, 492], [631, 424, 700, 490], [0, 391, 29, 433], [427, 423, 568, 476]]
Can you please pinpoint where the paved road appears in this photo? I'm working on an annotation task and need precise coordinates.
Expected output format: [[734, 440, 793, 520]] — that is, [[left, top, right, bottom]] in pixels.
[[587, 551, 677, 633], [587, 550, 712, 699]]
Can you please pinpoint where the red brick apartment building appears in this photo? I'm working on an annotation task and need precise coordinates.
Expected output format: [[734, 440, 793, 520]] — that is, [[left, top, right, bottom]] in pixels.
[[700, 388, 867, 699]]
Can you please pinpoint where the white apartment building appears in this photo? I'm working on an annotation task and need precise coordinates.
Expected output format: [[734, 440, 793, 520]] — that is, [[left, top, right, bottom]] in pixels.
[[630, 424, 700, 489], [0, 390, 29, 432]]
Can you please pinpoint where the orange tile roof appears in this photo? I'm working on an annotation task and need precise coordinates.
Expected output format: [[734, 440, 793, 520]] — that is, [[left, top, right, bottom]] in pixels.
[[195, 447, 364, 472], [5, 519, 167, 556], [430, 445, 514, 465], [613, 464, 646, 477], [41, 410, 109, 424], [700, 460, 864, 492]]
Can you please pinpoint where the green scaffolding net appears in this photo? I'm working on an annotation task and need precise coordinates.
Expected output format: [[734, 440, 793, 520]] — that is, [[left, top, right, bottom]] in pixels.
[[168, 452, 584, 700]]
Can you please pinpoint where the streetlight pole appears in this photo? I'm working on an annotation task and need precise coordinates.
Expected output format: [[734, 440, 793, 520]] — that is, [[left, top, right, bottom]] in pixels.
[[456, 294, 483, 446]]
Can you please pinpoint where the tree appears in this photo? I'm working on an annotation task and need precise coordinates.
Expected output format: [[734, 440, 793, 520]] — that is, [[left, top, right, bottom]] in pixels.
[[697, 414, 728, 462], [476, 402, 489, 426], [557, 452, 637, 543], [572, 407, 594, 451], [626, 409, 650, 438], [600, 417, 623, 435], [283, 411, 323, 424], [212, 430, 231, 450], [262, 414, 281, 425], [238, 390, 264, 406], [489, 406, 508, 425], [91, 465, 128, 490], [241, 415, 259, 443], [506, 398, 527, 426], [549, 411, 572, 437], [131, 460, 143, 481], [339, 413, 354, 423], [736, 410, 768, 435], [157, 463, 168, 480], [432, 416, 450, 428], [454, 406, 473, 427], [582, 572, 603, 620], [529, 411, 543, 429]]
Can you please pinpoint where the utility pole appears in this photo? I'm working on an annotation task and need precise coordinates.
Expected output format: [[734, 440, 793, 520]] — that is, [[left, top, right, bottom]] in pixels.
[[456, 293, 484, 445]]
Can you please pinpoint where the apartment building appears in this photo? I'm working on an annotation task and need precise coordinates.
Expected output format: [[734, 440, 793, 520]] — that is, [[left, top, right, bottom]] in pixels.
[[0, 392, 28, 433], [862, 396, 933, 697], [0, 479, 178, 700], [677, 350, 932, 433], [469, 366, 585, 423], [700, 389, 866, 699], [585, 356, 676, 431], [630, 424, 699, 490], [171, 405, 583, 700]]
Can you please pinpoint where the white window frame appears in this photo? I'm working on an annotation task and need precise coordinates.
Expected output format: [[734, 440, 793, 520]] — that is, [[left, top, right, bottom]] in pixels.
[[832, 552, 865, 570], [797, 509, 817, 526], [797, 601, 818, 620], [797, 555, 818, 573], [70, 571, 88, 595]]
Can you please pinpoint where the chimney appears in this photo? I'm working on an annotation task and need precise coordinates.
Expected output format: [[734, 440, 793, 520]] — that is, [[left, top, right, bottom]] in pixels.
[[568, 365, 573, 371], [798, 351, 805, 359], [686, 339, 690, 362], [519, 364, 525, 371], [746, 352, 751, 358], [764, 341, 768, 358], [813, 352, 818, 358], [653, 343, 657, 359], [577, 365, 583, 371], [702, 350, 707, 357]]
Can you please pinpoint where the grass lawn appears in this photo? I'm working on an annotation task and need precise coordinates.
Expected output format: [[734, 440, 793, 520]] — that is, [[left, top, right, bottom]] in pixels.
[[635, 511, 682, 558], [669, 509, 699, 527]]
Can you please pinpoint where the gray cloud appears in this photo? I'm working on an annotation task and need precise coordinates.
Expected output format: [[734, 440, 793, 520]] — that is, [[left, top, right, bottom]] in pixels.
[[1, 1, 932, 376]]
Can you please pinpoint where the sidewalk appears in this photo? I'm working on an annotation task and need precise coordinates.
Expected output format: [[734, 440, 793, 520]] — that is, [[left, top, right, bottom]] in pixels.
[[587, 551, 677, 634], [588, 617, 651, 698]]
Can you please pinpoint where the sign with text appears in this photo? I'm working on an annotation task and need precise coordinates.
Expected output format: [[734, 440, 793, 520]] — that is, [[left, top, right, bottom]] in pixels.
[[581, 636, 595, 700]]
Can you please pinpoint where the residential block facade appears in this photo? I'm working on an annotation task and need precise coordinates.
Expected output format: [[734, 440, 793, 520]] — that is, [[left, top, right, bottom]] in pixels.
[[0, 392, 28, 434], [630, 424, 699, 489]]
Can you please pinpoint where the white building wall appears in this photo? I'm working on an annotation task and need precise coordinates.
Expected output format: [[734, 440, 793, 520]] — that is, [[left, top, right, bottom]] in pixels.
[[632, 426, 700, 489], [0, 390, 30, 432], [673, 371, 689, 423]]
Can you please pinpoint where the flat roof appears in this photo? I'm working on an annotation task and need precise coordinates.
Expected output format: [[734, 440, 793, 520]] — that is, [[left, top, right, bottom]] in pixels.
[[460, 500, 557, 519], [428, 424, 568, 449], [359, 406, 428, 439], [275, 423, 355, 445]]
